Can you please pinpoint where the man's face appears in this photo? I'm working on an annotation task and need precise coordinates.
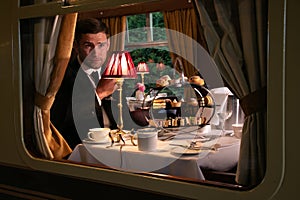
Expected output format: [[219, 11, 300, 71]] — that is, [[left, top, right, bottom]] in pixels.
[[74, 32, 110, 69]]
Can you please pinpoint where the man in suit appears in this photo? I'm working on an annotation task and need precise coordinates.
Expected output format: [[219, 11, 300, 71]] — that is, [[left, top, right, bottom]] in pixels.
[[51, 18, 118, 149]]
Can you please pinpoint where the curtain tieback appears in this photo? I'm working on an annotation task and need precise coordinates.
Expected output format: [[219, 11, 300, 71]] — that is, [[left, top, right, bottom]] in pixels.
[[239, 86, 267, 116], [35, 92, 55, 110]]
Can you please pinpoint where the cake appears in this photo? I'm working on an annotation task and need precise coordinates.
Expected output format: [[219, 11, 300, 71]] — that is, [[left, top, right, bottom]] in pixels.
[[153, 99, 166, 109]]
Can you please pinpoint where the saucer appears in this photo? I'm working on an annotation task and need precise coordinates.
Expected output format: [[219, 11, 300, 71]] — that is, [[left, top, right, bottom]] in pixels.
[[82, 137, 110, 144]]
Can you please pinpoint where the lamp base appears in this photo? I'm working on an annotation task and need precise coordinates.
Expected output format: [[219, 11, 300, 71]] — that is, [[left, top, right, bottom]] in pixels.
[[108, 128, 136, 147]]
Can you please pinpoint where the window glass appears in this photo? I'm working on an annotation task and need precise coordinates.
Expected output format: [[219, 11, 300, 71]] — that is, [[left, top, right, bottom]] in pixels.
[[126, 14, 147, 43], [152, 12, 167, 41], [20, 0, 268, 190], [124, 12, 172, 97], [126, 12, 167, 43]]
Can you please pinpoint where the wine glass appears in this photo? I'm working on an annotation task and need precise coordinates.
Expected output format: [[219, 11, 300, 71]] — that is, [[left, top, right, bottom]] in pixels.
[[217, 97, 233, 135]]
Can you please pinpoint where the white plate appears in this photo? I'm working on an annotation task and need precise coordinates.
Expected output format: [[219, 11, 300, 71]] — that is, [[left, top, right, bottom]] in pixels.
[[172, 134, 211, 141], [217, 136, 240, 147], [170, 147, 201, 155], [82, 138, 110, 144]]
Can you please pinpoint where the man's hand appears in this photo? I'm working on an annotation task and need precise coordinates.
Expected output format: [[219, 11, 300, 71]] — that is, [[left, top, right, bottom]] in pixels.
[[96, 78, 117, 100]]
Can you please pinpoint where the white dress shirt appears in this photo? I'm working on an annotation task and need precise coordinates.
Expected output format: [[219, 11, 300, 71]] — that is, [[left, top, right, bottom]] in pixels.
[[79, 57, 111, 127]]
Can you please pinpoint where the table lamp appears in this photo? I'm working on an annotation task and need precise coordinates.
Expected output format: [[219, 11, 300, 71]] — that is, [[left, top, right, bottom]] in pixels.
[[136, 62, 149, 85], [102, 51, 137, 144]]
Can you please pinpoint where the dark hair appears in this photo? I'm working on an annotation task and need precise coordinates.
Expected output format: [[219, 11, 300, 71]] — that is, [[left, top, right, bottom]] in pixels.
[[74, 18, 109, 42]]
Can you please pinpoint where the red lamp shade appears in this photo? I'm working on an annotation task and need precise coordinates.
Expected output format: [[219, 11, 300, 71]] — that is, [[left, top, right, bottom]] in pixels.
[[136, 62, 149, 74], [102, 51, 137, 79]]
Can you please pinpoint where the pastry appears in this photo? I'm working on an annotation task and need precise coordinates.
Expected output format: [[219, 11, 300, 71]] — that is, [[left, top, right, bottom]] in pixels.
[[156, 79, 169, 87], [160, 75, 171, 81], [156, 75, 171, 87], [170, 99, 182, 107], [189, 75, 205, 86], [204, 96, 214, 106]]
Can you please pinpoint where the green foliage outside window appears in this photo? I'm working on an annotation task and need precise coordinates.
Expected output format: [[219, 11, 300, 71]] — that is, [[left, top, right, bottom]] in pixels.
[[126, 12, 166, 42], [123, 47, 173, 97], [123, 12, 174, 97]]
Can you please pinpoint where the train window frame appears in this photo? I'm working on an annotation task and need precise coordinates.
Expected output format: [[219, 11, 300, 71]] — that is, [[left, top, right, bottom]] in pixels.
[[13, 0, 285, 199]]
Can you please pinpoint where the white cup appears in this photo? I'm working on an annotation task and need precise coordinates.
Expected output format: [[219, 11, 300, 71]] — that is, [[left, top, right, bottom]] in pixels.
[[137, 128, 158, 152], [232, 124, 243, 138], [87, 128, 110, 142]]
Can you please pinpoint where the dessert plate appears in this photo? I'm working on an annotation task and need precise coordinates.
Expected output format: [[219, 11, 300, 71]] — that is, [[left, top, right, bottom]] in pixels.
[[170, 147, 201, 155]]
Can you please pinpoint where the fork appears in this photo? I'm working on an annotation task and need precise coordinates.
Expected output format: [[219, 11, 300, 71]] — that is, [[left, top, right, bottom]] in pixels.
[[169, 143, 220, 151]]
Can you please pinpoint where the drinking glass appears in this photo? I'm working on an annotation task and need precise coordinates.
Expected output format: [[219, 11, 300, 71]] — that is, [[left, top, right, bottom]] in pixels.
[[217, 97, 233, 135]]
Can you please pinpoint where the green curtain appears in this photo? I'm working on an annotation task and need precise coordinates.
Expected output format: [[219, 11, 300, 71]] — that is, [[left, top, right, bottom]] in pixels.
[[193, 0, 268, 186]]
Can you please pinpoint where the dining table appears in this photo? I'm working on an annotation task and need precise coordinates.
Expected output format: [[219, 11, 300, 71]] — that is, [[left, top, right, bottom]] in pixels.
[[68, 127, 241, 181]]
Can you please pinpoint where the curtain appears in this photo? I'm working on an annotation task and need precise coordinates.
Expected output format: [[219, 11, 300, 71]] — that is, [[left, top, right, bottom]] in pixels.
[[100, 16, 127, 51], [33, 13, 78, 159], [193, 0, 267, 186], [163, 8, 208, 77]]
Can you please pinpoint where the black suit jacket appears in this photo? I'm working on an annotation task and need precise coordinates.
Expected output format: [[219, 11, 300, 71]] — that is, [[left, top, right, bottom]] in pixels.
[[51, 58, 117, 149]]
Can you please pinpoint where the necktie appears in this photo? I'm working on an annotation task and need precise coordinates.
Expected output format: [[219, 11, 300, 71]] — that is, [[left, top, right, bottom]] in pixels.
[[91, 71, 99, 85]]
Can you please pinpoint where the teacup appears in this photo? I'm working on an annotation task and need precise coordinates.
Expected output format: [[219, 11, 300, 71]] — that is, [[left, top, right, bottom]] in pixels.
[[87, 128, 110, 142], [232, 124, 243, 138], [137, 128, 158, 152]]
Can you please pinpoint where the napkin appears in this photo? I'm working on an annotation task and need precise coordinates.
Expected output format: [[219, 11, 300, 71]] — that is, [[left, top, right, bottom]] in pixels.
[[209, 87, 233, 125]]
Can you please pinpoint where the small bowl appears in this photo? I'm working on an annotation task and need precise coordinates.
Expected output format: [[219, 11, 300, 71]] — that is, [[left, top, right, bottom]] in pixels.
[[232, 124, 243, 138]]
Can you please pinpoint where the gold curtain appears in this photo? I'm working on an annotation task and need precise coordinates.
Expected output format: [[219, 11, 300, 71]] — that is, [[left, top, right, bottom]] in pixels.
[[100, 16, 127, 51], [163, 8, 208, 77], [34, 13, 78, 159]]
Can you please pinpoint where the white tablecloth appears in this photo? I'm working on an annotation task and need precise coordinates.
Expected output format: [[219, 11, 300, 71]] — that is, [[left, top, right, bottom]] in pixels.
[[68, 130, 240, 181]]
